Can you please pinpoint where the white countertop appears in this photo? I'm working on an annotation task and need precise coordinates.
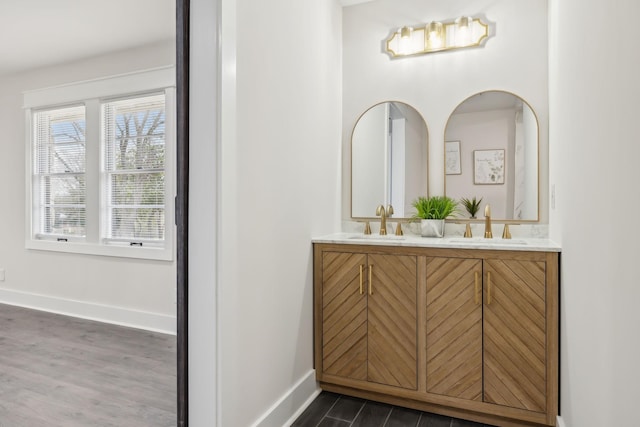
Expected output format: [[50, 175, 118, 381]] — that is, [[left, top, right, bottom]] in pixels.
[[312, 233, 561, 252]]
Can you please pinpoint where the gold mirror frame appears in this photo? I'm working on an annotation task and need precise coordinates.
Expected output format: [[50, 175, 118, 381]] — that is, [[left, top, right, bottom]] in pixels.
[[351, 101, 429, 220], [444, 90, 540, 223]]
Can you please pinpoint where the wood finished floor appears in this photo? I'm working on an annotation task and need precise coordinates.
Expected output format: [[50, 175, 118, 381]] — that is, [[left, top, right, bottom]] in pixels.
[[0, 303, 176, 427], [292, 392, 497, 427]]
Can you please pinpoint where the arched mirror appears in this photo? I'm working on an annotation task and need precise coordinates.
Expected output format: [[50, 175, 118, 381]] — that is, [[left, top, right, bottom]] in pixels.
[[351, 101, 428, 219], [444, 91, 539, 221]]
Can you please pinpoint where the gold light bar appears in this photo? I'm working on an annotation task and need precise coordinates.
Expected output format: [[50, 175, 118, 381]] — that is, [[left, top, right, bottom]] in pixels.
[[385, 17, 490, 58]]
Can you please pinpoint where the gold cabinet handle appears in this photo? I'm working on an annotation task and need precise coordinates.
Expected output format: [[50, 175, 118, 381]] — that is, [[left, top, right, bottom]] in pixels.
[[487, 271, 492, 305], [368, 265, 373, 295], [359, 265, 364, 295], [475, 271, 480, 305]]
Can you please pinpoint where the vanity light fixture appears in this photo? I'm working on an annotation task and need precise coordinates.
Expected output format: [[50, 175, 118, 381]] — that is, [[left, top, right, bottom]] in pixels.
[[385, 16, 490, 58]]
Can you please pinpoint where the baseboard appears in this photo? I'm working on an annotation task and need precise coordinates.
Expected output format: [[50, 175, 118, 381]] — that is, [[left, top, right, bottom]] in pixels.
[[557, 415, 566, 427], [251, 369, 320, 427], [0, 288, 176, 335], [283, 386, 322, 427]]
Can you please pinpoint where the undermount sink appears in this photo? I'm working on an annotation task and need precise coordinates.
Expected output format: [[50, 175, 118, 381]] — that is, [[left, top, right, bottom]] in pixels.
[[449, 238, 528, 245], [347, 234, 406, 241]]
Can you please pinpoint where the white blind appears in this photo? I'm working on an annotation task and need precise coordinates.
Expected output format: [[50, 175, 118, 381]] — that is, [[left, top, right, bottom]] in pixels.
[[103, 94, 166, 243], [33, 105, 86, 238]]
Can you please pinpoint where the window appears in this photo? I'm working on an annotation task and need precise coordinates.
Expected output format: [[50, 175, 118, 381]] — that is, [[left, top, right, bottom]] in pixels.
[[103, 94, 166, 246], [33, 105, 87, 240], [25, 67, 175, 260]]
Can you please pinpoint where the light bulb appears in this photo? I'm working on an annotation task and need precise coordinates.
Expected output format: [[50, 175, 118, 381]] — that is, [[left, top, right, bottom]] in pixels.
[[397, 26, 414, 55], [455, 16, 473, 46], [427, 21, 443, 49]]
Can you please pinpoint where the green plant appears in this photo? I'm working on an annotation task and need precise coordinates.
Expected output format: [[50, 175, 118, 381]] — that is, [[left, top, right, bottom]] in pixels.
[[411, 196, 458, 220], [460, 196, 483, 218]]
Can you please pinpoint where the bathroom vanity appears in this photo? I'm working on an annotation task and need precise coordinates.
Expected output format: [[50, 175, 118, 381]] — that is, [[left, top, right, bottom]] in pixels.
[[313, 234, 560, 427]]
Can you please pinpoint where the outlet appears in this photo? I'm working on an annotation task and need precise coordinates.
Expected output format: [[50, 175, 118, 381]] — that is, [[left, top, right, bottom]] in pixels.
[[0, 269, 5, 281], [551, 184, 556, 209]]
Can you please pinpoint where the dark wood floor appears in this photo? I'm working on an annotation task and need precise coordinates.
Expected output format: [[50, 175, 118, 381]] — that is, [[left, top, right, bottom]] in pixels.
[[292, 392, 496, 427], [0, 303, 176, 427]]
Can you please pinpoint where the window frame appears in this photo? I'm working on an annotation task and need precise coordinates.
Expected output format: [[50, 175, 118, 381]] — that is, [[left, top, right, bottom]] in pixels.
[[24, 67, 175, 261], [31, 103, 88, 241], [101, 92, 169, 248]]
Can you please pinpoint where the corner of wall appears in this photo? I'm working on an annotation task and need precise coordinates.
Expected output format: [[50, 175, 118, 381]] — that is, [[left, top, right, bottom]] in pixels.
[[251, 370, 319, 427]]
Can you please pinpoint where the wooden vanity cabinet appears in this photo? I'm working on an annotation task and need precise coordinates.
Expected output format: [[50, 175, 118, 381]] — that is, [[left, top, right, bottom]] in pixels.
[[426, 257, 549, 413], [319, 249, 418, 391], [314, 243, 559, 427]]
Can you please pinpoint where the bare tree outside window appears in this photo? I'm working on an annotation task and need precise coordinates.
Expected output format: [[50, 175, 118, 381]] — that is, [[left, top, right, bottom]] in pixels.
[[105, 94, 166, 243]]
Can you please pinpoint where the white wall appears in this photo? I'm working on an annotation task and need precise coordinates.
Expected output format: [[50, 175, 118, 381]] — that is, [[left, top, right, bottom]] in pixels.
[[189, 0, 220, 423], [342, 0, 549, 222], [213, 0, 343, 425], [0, 41, 177, 333], [549, 0, 640, 426]]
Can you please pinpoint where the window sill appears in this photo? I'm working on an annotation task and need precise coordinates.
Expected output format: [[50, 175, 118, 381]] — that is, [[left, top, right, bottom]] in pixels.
[[26, 239, 174, 261]]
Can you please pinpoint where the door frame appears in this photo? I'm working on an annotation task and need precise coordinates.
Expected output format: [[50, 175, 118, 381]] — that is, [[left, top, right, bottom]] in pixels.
[[176, 0, 190, 425]]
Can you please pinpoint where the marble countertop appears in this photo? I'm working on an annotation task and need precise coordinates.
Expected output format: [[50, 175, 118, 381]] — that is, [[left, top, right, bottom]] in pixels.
[[312, 233, 561, 252]]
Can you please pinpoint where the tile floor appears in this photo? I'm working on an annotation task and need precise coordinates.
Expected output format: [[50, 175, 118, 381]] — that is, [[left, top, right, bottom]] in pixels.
[[292, 392, 496, 427]]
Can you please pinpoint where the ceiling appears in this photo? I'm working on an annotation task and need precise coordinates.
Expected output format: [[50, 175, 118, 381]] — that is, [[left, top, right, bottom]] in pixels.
[[0, 0, 175, 76]]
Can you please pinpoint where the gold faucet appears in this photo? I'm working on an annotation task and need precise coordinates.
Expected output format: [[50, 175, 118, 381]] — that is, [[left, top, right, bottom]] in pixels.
[[464, 222, 473, 238], [502, 223, 512, 239], [484, 204, 493, 238], [363, 221, 372, 235], [395, 222, 404, 236], [376, 204, 393, 235]]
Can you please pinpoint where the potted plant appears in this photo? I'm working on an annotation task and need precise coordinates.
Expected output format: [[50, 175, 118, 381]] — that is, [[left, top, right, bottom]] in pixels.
[[460, 196, 483, 219], [411, 196, 458, 237]]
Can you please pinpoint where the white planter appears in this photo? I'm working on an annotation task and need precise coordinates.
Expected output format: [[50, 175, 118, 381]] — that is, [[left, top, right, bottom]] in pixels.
[[420, 219, 445, 237]]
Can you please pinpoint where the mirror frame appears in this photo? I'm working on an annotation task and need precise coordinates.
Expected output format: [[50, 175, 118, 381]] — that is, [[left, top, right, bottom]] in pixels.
[[176, 0, 189, 425], [443, 90, 540, 223], [350, 100, 429, 220]]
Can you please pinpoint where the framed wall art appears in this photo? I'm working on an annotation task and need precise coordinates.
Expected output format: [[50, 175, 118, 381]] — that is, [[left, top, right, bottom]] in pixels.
[[474, 149, 505, 184], [445, 140, 461, 175]]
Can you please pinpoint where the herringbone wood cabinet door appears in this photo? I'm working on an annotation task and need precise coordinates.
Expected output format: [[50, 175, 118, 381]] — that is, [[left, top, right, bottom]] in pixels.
[[368, 254, 418, 390], [425, 257, 482, 401], [322, 252, 368, 380], [484, 259, 546, 413], [320, 251, 418, 390]]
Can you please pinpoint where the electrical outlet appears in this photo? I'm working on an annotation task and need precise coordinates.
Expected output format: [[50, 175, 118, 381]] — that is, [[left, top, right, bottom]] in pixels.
[[0, 269, 5, 281], [551, 184, 556, 209]]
